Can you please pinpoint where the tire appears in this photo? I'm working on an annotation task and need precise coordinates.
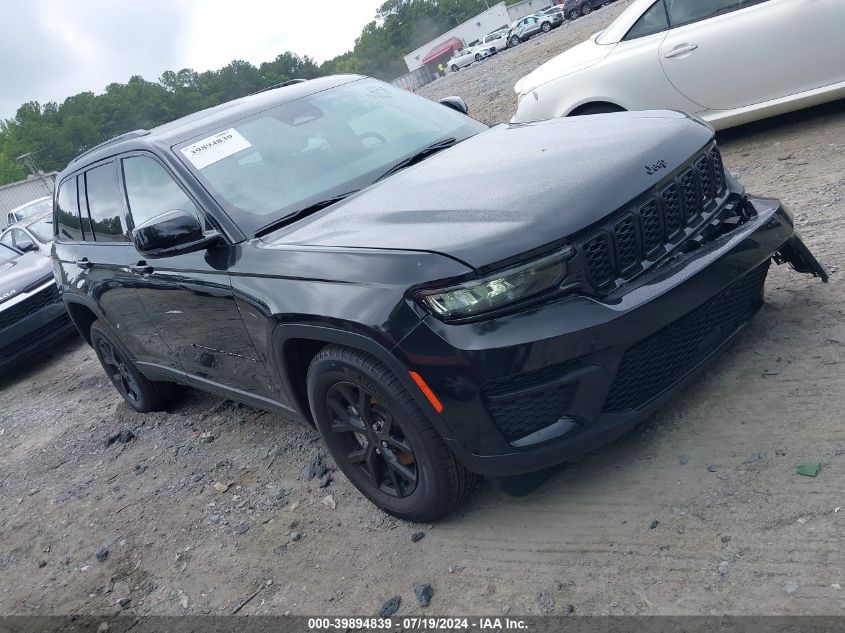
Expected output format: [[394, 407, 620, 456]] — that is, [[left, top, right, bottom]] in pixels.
[[451, 64, 459, 72], [90, 320, 172, 413], [580, 2, 592, 15], [541, 21, 552, 32], [475, 53, 482, 62], [509, 35, 521, 47], [307, 345, 475, 521], [572, 103, 625, 116], [568, 9, 581, 19]]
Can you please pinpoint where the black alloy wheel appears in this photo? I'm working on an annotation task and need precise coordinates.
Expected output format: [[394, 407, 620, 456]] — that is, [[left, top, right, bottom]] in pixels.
[[307, 345, 476, 521], [581, 2, 592, 14], [325, 381, 418, 497], [90, 319, 172, 412], [98, 337, 142, 405]]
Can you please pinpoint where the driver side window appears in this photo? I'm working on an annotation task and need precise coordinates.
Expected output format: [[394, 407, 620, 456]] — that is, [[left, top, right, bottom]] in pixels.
[[122, 156, 201, 229], [665, 0, 769, 26]]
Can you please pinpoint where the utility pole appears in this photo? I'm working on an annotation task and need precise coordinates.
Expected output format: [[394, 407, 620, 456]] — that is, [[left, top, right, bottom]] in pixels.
[[16, 152, 40, 177]]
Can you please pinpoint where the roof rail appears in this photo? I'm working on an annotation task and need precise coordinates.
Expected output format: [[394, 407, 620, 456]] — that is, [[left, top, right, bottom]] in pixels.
[[251, 78, 308, 95], [69, 129, 150, 165]]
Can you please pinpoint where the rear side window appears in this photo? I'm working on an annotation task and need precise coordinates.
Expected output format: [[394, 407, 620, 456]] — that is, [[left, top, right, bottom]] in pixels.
[[122, 156, 201, 229], [665, 0, 768, 26], [56, 178, 84, 242], [84, 164, 127, 242], [624, 1, 669, 40]]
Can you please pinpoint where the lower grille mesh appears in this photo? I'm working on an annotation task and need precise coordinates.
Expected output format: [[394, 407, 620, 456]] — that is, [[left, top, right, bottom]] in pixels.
[[603, 262, 769, 412], [482, 361, 581, 442]]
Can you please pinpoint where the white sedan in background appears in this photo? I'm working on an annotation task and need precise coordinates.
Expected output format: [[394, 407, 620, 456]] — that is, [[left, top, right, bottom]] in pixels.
[[513, 0, 845, 129], [448, 46, 493, 72]]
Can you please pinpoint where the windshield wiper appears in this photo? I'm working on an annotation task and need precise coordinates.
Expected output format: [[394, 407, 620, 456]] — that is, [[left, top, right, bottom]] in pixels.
[[255, 191, 358, 237], [375, 137, 459, 182]]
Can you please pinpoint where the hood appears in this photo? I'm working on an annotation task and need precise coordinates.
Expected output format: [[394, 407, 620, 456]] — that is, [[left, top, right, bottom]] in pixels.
[[263, 111, 714, 271], [515, 36, 613, 96], [0, 250, 54, 305]]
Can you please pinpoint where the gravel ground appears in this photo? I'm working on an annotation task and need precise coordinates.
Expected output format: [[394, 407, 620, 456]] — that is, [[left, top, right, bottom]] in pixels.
[[1, 4, 844, 617]]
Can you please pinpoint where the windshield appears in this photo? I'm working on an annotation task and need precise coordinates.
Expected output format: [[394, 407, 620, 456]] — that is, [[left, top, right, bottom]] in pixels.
[[12, 197, 52, 221], [28, 217, 54, 243], [176, 78, 485, 236]]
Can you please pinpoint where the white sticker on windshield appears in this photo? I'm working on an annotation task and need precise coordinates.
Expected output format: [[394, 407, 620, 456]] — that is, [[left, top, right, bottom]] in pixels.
[[180, 128, 252, 170]]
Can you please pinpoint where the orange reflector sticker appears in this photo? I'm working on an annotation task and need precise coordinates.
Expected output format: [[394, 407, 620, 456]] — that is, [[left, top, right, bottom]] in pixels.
[[408, 371, 444, 413]]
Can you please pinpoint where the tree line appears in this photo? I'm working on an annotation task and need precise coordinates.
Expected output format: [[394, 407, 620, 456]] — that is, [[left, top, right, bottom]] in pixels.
[[0, 0, 494, 185]]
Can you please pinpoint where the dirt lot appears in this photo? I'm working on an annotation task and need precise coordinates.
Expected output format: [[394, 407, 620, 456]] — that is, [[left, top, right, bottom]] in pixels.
[[1, 3, 844, 617]]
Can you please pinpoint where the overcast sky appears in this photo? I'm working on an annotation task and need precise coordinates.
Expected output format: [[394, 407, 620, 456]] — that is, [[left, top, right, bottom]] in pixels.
[[0, 0, 384, 120]]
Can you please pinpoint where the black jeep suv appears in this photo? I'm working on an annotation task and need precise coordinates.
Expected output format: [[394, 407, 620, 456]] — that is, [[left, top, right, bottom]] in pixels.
[[53, 75, 826, 520]]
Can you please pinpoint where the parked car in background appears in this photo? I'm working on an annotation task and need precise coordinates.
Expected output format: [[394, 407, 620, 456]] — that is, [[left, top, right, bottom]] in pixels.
[[562, 0, 615, 20], [0, 239, 74, 373], [540, 5, 567, 23], [5, 196, 52, 226], [448, 46, 492, 72], [513, 0, 845, 130], [477, 29, 510, 55], [0, 212, 55, 255], [54, 74, 826, 521], [507, 14, 556, 47]]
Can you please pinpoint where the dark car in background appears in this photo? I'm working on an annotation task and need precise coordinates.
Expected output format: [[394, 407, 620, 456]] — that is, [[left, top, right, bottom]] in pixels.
[[563, 0, 615, 20], [53, 75, 826, 521], [0, 237, 74, 373]]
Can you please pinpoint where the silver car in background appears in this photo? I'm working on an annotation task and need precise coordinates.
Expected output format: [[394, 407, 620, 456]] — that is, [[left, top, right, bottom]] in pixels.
[[5, 196, 52, 226], [507, 12, 561, 47]]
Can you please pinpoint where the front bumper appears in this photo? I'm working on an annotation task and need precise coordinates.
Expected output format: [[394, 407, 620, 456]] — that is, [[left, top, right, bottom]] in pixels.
[[396, 196, 825, 476], [0, 282, 75, 373]]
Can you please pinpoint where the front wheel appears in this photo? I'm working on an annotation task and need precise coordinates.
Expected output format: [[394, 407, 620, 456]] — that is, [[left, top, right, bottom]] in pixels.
[[451, 64, 459, 72], [580, 2, 593, 15], [475, 53, 482, 62], [568, 9, 581, 19], [509, 35, 521, 47], [90, 320, 172, 412], [307, 346, 475, 521], [541, 21, 552, 32]]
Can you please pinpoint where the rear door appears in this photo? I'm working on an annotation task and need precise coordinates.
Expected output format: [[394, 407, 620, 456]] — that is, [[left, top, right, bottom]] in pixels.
[[659, 0, 844, 111], [76, 162, 171, 364], [119, 153, 278, 400]]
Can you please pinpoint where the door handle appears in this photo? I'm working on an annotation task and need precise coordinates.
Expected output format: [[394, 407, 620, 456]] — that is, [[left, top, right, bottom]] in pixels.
[[76, 257, 92, 269], [130, 262, 154, 275], [664, 43, 699, 59]]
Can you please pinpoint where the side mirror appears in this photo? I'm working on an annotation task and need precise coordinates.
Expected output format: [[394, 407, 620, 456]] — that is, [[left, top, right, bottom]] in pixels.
[[439, 96, 469, 116], [18, 239, 37, 253], [132, 209, 221, 259]]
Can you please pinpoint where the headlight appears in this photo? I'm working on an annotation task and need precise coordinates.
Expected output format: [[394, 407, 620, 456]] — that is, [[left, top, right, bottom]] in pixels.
[[415, 246, 573, 320]]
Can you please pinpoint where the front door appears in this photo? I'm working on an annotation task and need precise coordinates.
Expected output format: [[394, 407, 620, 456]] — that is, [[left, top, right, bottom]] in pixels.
[[119, 153, 278, 400], [659, 0, 844, 112], [56, 167, 162, 364]]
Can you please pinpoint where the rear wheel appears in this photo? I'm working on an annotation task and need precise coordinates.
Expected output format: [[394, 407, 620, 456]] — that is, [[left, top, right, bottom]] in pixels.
[[307, 346, 475, 521], [541, 21, 552, 32], [475, 53, 482, 62], [451, 64, 459, 72], [509, 35, 521, 47], [568, 8, 581, 19], [90, 320, 172, 412], [580, 2, 592, 15]]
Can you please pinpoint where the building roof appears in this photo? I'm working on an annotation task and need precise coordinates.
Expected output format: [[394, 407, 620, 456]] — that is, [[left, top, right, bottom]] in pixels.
[[421, 38, 464, 65]]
